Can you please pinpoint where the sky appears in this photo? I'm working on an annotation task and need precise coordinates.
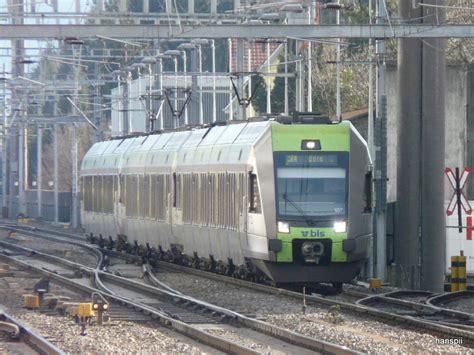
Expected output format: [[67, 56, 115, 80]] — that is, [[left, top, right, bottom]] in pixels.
[[0, 0, 93, 75]]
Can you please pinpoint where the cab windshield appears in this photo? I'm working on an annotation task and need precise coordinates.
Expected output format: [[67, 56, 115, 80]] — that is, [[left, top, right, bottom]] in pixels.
[[274, 152, 348, 221]]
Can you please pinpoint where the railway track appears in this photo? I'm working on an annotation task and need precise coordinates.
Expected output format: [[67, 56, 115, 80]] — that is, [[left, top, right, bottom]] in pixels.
[[2, 222, 474, 349], [356, 292, 474, 331], [0, 311, 64, 355], [0, 227, 356, 354], [427, 291, 474, 314]]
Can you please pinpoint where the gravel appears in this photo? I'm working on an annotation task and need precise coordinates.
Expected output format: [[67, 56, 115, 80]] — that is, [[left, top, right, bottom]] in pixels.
[[0, 266, 219, 354], [10, 311, 205, 354], [0, 232, 98, 268], [439, 296, 474, 314], [156, 270, 474, 353]]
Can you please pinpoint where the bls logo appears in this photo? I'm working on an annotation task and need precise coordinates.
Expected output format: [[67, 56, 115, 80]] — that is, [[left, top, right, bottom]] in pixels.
[[301, 230, 326, 237]]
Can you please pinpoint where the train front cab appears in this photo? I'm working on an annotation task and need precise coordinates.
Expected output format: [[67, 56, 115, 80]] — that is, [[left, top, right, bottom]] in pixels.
[[255, 121, 372, 284]]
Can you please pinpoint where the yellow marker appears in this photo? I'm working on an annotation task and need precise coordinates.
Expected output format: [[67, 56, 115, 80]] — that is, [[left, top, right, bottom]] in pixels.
[[369, 278, 382, 289], [23, 294, 40, 309], [458, 255, 467, 291], [78, 303, 95, 318], [451, 256, 459, 292]]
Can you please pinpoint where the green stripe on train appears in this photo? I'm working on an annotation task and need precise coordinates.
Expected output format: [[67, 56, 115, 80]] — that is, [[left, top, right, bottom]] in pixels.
[[276, 228, 347, 263], [271, 122, 350, 152]]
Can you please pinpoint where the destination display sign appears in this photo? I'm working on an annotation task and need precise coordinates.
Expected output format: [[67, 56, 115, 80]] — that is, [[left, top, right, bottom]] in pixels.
[[281, 153, 338, 167]]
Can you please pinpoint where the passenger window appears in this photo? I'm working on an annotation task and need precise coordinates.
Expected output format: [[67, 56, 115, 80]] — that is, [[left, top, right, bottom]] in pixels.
[[249, 173, 261, 213], [364, 171, 373, 213]]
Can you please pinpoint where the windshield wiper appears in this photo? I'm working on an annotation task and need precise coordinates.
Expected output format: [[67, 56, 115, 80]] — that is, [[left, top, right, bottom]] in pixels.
[[282, 193, 317, 227]]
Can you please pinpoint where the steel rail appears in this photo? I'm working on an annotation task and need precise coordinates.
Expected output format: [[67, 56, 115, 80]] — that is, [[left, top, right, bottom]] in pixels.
[[3, 223, 474, 346], [355, 292, 474, 333], [0, 250, 259, 355], [427, 291, 474, 310], [0, 311, 65, 355], [0, 238, 358, 355]]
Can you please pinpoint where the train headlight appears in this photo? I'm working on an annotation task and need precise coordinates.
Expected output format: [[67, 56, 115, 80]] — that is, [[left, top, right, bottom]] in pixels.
[[301, 139, 321, 150], [333, 221, 346, 233], [278, 221, 290, 233]]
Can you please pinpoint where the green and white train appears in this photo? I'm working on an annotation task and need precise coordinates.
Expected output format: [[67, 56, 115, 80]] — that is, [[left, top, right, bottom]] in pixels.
[[80, 115, 372, 286]]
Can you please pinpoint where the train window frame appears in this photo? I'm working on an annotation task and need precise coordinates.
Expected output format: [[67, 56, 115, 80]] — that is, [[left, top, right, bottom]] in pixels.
[[249, 173, 262, 214]]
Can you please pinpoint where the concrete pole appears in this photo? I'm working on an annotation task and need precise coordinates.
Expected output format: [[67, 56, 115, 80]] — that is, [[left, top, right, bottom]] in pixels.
[[188, 0, 194, 14], [71, 124, 78, 228], [396, 1, 422, 289], [375, 0, 388, 282], [36, 125, 42, 218], [284, 40, 289, 115], [211, 40, 217, 123], [53, 124, 58, 223], [420, 0, 446, 293], [210, 0, 217, 15]]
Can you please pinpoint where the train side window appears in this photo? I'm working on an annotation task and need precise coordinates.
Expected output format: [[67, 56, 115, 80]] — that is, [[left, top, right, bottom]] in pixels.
[[364, 171, 373, 213], [249, 173, 261, 213]]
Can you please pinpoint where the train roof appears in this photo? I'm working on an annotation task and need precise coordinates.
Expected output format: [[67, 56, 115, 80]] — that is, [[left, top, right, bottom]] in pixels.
[[81, 120, 355, 173]]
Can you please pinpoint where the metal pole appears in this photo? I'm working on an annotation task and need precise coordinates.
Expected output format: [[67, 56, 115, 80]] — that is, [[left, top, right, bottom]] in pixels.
[[211, 40, 217, 122], [71, 124, 78, 228], [284, 40, 289, 115], [336, 1, 341, 120], [183, 51, 188, 126], [125, 71, 131, 132], [228, 38, 233, 120], [248, 40, 252, 117], [158, 58, 164, 130], [307, 3, 314, 112], [18, 122, 25, 214], [375, 0, 387, 281], [236, 38, 245, 120], [198, 44, 203, 125], [53, 124, 58, 223], [367, 0, 374, 279], [36, 125, 42, 218], [211, 40, 217, 123], [93, 64, 101, 142], [174, 57, 178, 128], [266, 41, 271, 114], [1, 64, 7, 215]]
